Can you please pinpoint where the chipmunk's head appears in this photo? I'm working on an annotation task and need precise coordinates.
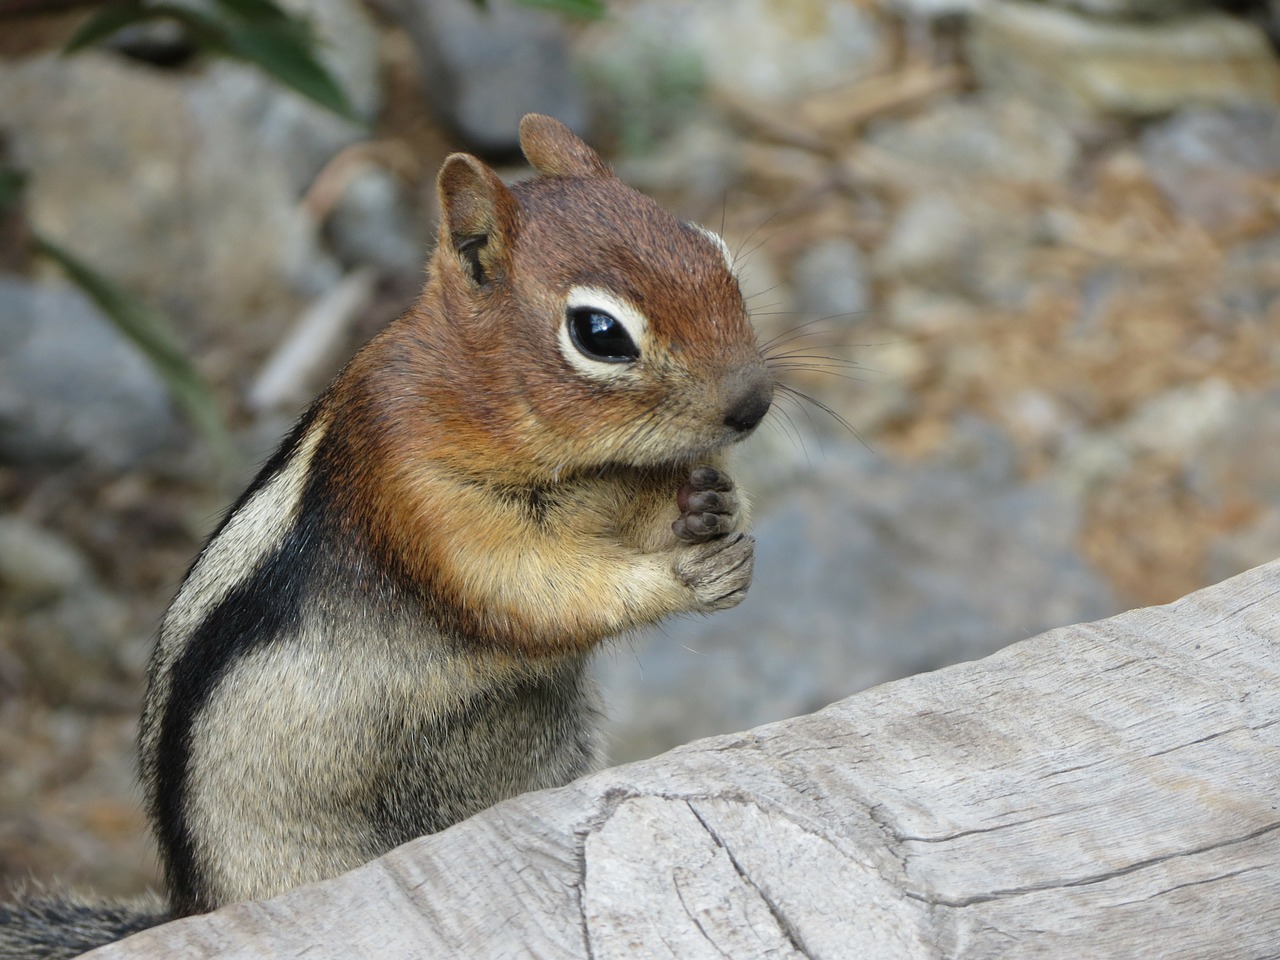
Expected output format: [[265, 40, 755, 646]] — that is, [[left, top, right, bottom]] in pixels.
[[427, 114, 771, 476]]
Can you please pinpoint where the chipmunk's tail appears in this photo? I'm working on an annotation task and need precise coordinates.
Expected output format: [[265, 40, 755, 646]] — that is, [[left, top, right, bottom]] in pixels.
[[0, 885, 168, 959]]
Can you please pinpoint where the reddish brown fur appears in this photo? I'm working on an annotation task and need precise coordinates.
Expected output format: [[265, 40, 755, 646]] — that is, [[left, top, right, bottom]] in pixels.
[[302, 116, 767, 654]]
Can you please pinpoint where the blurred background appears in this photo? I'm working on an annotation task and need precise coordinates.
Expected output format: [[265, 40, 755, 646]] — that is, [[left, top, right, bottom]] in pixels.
[[2, 0, 1279, 901]]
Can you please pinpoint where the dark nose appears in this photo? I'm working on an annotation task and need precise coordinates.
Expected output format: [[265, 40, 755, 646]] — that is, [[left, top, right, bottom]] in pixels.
[[723, 364, 773, 434]]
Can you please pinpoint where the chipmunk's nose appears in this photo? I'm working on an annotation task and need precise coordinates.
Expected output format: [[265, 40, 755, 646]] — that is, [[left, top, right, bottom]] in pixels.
[[722, 364, 773, 434]]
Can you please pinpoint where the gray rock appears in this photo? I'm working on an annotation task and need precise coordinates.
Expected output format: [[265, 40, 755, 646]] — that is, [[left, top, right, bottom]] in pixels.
[[969, 1, 1280, 118], [882, 0, 983, 19], [884, 286, 980, 334], [600, 423, 1118, 761], [872, 191, 1035, 304], [1029, 0, 1209, 17], [1218, 228, 1280, 318], [1140, 105, 1280, 232], [791, 238, 870, 321], [615, 117, 740, 205], [1207, 505, 1280, 586], [0, 516, 90, 605], [0, 18, 378, 355], [326, 167, 426, 274], [1189, 389, 1280, 508], [393, 0, 589, 154], [577, 0, 883, 108], [873, 191, 971, 285], [864, 95, 1079, 186], [0, 276, 179, 468], [1116, 378, 1239, 460], [15, 585, 138, 707], [1053, 429, 1132, 498]]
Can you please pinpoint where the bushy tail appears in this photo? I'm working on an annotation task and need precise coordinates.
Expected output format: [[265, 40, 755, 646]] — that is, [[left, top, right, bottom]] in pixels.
[[0, 887, 168, 960]]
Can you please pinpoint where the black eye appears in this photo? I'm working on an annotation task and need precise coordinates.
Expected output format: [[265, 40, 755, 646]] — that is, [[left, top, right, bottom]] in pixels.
[[567, 307, 640, 362]]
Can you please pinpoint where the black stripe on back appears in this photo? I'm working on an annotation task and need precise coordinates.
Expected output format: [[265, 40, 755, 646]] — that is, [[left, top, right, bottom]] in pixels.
[[150, 409, 336, 915]]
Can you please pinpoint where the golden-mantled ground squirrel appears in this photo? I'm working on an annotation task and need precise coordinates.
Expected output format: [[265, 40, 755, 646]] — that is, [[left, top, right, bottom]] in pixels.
[[0, 114, 771, 958]]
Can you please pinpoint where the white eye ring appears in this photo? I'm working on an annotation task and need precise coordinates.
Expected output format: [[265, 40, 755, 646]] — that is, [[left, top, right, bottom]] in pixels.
[[559, 287, 650, 381]]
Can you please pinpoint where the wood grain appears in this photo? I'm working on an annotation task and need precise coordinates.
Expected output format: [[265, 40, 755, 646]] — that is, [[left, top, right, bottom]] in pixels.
[[88, 559, 1280, 958]]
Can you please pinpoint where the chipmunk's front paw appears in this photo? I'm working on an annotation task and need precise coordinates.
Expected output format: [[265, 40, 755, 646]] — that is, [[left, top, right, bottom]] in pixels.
[[675, 532, 755, 612], [672, 465, 741, 543]]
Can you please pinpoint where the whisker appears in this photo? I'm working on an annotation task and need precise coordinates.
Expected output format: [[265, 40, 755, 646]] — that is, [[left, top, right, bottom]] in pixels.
[[732, 212, 778, 268], [764, 350, 867, 365], [769, 403, 812, 465], [758, 315, 834, 352], [775, 383, 873, 452], [768, 365, 869, 384]]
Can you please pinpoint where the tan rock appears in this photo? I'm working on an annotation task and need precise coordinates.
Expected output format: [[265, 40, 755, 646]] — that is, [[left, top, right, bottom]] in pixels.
[[970, 1, 1280, 118]]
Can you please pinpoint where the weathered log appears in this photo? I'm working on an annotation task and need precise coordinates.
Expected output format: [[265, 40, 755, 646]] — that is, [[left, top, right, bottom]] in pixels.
[[89, 560, 1280, 958]]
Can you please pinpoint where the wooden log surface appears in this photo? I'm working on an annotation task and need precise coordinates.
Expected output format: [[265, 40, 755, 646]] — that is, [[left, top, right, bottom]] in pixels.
[[90, 560, 1280, 959]]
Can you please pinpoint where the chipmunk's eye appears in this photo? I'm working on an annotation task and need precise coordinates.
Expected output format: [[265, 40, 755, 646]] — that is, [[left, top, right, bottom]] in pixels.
[[567, 307, 640, 363]]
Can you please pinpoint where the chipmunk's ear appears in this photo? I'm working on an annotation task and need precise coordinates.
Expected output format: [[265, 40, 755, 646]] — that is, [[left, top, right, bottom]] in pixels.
[[437, 153, 520, 288], [519, 114, 611, 179]]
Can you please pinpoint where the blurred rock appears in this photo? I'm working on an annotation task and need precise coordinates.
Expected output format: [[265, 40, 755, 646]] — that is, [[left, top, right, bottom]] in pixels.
[[1140, 105, 1280, 233], [864, 95, 1079, 186], [1054, 429, 1133, 498], [581, 0, 883, 109], [616, 118, 741, 205], [970, 1, 1280, 118], [791, 237, 870, 320], [1190, 388, 1280, 507], [0, 275, 178, 468], [873, 191, 1033, 303], [0, 516, 90, 605], [0, 14, 379, 354], [885, 286, 980, 333], [393, 0, 588, 154], [15, 588, 137, 707], [874, 191, 970, 284], [0, 512, 144, 708], [1218, 228, 1280, 318], [326, 167, 425, 274], [1208, 505, 1280, 585], [882, 0, 982, 19], [1031, 0, 1209, 16], [1117, 378, 1239, 459], [601, 424, 1117, 760]]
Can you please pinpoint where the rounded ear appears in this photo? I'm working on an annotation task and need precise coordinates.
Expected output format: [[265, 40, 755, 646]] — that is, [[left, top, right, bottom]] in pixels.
[[519, 114, 611, 179], [437, 153, 520, 287]]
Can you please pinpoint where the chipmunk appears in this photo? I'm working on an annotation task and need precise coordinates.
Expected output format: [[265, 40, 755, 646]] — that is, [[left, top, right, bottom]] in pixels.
[[0, 114, 771, 958]]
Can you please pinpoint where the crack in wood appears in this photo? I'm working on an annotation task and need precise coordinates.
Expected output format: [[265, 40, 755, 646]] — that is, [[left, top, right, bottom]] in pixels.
[[1110, 864, 1269, 907], [894, 807, 1084, 845], [685, 802, 815, 959], [1201, 587, 1280, 627], [904, 820, 1280, 908], [671, 872, 736, 959]]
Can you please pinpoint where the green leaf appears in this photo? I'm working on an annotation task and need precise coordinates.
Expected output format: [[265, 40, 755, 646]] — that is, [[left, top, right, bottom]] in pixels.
[[66, 2, 233, 56], [62, 0, 356, 122], [32, 234, 233, 459], [65, 0, 159, 54], [223, 22, 360, 121], [0, 168, 26, 212], [210, 0, 295, 25], [513, 0, 605, 18]]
